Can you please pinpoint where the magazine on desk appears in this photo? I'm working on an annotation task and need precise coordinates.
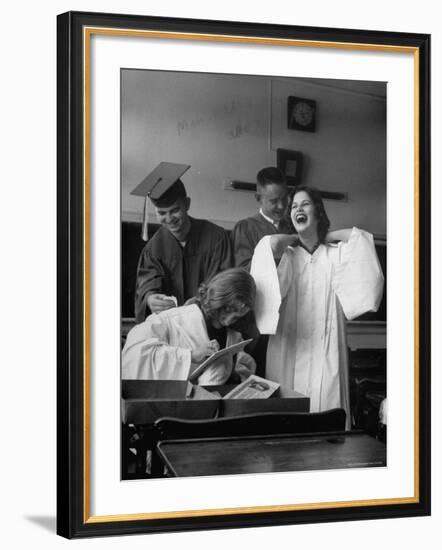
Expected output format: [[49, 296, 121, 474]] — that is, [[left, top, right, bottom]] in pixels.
[[223, 375, 280, 400]]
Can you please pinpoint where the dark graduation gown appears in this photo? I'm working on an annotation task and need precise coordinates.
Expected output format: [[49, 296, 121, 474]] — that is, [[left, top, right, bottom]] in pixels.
[[231, 213, 295, 270], [134, 218, 232, 323]]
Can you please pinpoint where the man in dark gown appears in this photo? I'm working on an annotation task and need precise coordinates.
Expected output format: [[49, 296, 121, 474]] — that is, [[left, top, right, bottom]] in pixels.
[[134, 164, 232, 323], [231, 166, 294, 271], [231, 167, 295, 376]]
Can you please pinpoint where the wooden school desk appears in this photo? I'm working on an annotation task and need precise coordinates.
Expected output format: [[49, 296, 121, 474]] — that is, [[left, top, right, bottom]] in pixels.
[[156, 431, 386, 477]]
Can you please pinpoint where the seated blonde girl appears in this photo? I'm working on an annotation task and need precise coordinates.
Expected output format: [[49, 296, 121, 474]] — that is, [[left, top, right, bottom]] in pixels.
[[122, 268, 256, 385]]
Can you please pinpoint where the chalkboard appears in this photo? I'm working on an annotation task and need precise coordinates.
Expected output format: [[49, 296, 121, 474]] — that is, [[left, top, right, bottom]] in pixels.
[[354, 242, 386, 322], [121, 222, 159, 319]]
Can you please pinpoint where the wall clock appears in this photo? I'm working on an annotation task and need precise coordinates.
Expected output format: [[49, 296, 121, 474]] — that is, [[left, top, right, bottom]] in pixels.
[[288, 96, 316, 132]]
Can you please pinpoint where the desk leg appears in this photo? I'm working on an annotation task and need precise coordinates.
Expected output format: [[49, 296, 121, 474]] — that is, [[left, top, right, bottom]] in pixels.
[[150, 446, 164, 477], [135, 426, 151, 475], [121, 424, 130, 479], [134, 425, 165, 478]]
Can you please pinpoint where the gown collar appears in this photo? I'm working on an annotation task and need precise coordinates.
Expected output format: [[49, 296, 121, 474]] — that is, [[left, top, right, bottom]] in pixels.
[[298, 240, 321, 256]]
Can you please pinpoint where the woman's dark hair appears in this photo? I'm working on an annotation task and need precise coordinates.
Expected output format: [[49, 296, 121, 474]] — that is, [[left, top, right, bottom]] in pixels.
[[195, 268, 256, 321], [292, 185, 330, 243]]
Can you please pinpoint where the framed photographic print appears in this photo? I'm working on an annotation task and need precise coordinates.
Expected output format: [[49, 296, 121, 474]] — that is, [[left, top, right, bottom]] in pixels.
[[276, 148, 304, 185], [57, 11, 431, 538]]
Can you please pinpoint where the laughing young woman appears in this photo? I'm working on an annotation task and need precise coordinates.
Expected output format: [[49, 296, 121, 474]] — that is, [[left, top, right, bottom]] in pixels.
[[251, 186, 384, 425]]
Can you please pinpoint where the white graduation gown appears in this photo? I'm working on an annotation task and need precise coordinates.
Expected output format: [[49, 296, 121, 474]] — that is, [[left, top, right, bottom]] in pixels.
[[122, 304, 238, 385], [251, 228, 384, 420]]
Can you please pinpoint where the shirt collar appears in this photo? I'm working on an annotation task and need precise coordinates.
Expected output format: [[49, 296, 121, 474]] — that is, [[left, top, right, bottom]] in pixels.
[[259, 209, 280, 228]]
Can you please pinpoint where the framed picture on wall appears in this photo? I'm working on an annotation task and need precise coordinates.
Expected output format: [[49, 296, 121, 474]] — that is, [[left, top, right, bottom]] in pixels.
[[276, 148, 304, 185], [57, 11, 430, 539]]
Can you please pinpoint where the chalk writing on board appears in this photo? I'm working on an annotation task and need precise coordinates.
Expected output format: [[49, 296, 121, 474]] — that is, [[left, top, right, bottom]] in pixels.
[[223, 99, 242, 114], [228, 121, 251, 139], [177, 116, 207, 136], [176, 98, 255, 137]]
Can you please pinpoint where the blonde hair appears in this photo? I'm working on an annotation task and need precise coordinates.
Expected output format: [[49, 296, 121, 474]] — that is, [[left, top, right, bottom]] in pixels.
[[196, 268, 256, 320]]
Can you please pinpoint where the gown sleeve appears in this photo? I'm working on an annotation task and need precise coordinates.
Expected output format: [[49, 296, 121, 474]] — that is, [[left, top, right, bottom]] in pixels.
[[122, 315, 192, 380], [250, 236, 293, 334], [206, 229, 233, 277], [332, 227, 384, 320], [134, 245, 165, 323], [231, 221, 256, 270]]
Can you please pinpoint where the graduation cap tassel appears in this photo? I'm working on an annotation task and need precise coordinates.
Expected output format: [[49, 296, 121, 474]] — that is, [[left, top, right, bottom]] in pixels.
[[131, 162, 191, 242], [141, 196, 149, 241]]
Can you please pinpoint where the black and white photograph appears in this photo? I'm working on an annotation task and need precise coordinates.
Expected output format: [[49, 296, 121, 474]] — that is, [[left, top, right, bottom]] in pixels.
[[120, 68, 387, 480], [54, 9, 430, 539], [2, 0, 438, 546]]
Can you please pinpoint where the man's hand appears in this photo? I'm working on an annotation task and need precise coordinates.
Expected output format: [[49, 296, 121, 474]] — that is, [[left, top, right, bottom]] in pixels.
[[147, 293, 177, 313], [191, 340, 220, 363]]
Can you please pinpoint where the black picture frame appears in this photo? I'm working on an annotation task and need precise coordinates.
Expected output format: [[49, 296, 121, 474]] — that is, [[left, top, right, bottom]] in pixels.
[[57, 11, 431, 539], [277, 148, 304, 186]]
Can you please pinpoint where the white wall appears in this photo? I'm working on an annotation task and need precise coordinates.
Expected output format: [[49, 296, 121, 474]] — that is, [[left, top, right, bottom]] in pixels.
[[121, 70, 274, 227], [122, 70, 386, 234], [1, 1, 440, 549], [271, 77, 386, 233]]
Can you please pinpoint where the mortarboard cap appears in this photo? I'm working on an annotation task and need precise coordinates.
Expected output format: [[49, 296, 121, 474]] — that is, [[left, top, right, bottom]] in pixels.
[[131, 161, 190, 204], [131, 162, 191, 241]]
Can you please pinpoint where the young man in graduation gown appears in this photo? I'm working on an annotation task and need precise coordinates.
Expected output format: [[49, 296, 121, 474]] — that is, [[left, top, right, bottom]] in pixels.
[[231, 167, 295, 271], [133, 162, 232, 323], [230, 167, 294, 375]]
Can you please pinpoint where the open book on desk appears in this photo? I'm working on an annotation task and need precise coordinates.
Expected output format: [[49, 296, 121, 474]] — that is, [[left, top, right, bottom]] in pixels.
[[188, 338, 253, 383]]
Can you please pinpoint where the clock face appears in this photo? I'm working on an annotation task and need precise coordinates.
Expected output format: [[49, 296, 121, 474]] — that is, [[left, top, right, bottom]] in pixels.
[[293, 101, 314, 126], [288, 96, 316, 132]]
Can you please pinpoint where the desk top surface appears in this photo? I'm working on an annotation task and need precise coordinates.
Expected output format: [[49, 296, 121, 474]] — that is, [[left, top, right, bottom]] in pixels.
[[157, 431, 386, 477]]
